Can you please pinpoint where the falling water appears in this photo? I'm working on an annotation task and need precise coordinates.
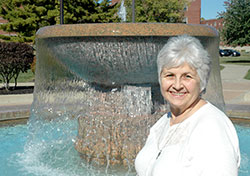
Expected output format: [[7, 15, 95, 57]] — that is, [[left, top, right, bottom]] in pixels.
[[118, 0, 126, 22], [17, 24, 224, 175]]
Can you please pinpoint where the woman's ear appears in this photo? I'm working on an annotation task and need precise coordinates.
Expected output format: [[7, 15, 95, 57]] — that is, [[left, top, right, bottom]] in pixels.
[[200, 87, 206, 95]]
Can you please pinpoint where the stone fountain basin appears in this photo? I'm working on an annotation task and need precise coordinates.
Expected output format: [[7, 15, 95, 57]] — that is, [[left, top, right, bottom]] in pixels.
[[36, 23, 218, 86]]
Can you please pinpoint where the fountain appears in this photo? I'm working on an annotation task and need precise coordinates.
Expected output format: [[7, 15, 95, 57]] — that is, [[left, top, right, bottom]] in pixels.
[[30, 23, 224, 175], [118, 0, 126, 22]]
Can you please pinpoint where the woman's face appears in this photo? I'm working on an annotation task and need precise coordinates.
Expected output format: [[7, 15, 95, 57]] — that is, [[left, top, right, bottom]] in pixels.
[[160, 62, 201, 114]]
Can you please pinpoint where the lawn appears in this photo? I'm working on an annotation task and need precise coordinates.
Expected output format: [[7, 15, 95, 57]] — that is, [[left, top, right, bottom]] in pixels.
[[219, 51, 250, 66], [0, 69, 34, 94], [244, 69, 250, 80], [12, 69, 35, 83], [0, 69, 35, 84], [219, 51, 250, 80]]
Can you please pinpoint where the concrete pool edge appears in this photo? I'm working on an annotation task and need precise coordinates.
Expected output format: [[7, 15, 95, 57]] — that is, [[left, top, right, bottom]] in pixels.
[[0, 105, 30, 124], [0, 104, 250, 125], [226, 104, 250, 120]]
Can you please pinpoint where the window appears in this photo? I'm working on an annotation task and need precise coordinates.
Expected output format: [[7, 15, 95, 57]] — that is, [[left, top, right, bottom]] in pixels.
[[184, 4, 188, 11], [183, 17, 188, 24]]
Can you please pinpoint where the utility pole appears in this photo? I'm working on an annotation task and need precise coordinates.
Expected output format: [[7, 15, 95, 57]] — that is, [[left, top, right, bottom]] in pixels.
[[60, 0, 64, 24], [132, 0, 135, 22]]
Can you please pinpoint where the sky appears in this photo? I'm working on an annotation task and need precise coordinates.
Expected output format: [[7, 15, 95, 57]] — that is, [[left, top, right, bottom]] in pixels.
[[201, 0, 226, 20]]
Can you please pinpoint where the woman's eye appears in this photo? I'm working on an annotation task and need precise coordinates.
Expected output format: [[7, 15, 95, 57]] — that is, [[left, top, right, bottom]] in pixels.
[[185, 75, 192, 78], [166, 74, 173, 78]]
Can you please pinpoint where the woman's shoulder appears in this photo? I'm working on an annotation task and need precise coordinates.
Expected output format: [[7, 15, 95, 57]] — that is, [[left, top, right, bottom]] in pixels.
[[191, 101, 238, 138], [193, 101, 230, 125], [150, 112, 170, 134], [189, 102, 240, 160]]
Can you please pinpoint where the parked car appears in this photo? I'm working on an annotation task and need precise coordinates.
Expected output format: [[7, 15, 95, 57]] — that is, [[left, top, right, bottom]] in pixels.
[[219, 49, 231, 57], [223, 49, 241, 57]]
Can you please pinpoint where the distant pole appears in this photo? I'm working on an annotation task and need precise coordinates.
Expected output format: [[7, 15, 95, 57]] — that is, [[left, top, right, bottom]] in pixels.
[[132, 0, 135, 22], [60, 0, 64, 24]]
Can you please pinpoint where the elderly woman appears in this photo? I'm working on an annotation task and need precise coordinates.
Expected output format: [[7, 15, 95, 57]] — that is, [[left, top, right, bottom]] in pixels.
[[135, 35, 240, 176]]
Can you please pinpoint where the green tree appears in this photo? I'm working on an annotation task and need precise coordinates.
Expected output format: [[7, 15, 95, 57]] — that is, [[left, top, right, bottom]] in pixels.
[[0, 0, 60, 42], [124, 0, 188, 22], [0, 0, 120, 42], [0, 42, 34, 90], [64, 0, 120, 23], [220, 0, 250, 46]]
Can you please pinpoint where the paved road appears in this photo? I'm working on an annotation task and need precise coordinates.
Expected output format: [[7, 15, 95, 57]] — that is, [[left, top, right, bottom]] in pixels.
[[220, 64, 250, 118], [221, 64, 250, 82], [221, 64, 250, 105]]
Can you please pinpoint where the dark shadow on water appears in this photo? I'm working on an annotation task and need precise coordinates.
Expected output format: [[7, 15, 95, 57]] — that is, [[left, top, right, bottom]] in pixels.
[[0, 118, 28, 128]]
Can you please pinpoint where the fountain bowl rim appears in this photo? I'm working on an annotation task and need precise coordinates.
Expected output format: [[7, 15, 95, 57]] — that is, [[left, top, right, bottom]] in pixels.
[[36, 23, 219, 39]]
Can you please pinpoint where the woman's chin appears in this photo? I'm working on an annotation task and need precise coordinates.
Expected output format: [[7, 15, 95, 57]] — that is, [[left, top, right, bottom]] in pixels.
[[169, 102, 186, 112]]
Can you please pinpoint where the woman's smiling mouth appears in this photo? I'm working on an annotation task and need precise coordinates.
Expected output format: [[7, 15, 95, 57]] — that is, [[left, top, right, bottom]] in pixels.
[[169, 91, 186, 97]]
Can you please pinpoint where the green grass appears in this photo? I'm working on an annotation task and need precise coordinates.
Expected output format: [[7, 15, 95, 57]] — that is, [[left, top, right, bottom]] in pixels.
[[0, 69, 35, 84], [16, 69, 34, 83], [220, 65, 225, 70], [219, 51, 250, 66], [219, 51, 250, 80], [0, 70, 35, 84], [11, 69, 35, 83], [244, 69, 250, 80]]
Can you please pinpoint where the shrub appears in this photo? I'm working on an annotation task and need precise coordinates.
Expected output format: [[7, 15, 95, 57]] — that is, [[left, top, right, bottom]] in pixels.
[[0, 42, 34, 90]]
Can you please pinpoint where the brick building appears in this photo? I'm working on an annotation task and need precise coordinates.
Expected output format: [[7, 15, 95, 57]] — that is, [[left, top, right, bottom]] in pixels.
[[184, 0, 201, 24], [111, 0, 201, 24], [0, 17, 16, 36], [201, 18, 224, 31], [111, 0, 119, 6], [0, 17, 8, 35]]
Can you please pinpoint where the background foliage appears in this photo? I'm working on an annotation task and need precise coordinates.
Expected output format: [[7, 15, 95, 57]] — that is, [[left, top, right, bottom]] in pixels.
[[0, 42, 34, 90], [124, 0, 188, 23], [220, 0, 250, 46], [0, 0, 120, 42]]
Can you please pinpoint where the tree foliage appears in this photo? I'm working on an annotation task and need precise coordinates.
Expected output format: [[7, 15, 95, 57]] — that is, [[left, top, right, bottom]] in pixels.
[[220, 0, 250, 46], [0, 42, 34, 90], [63, 0, 120, 24], [0, 0, 120, 42], [0, 0, 60, 42], [124, 0, 188, 23]]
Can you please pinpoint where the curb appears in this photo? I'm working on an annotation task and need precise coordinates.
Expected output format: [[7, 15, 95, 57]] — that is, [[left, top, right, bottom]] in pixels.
[[0, 110, 30, 121], [226, 104, 250, 120], [0, 105, 250, 124], [0, 105, 31, 123]]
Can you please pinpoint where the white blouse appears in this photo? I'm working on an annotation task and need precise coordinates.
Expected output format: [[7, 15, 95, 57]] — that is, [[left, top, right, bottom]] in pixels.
[[135, 102, 241, 176]]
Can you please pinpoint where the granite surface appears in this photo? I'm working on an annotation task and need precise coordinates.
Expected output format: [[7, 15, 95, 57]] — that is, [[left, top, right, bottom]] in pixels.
[[36, 23, 218, 38]]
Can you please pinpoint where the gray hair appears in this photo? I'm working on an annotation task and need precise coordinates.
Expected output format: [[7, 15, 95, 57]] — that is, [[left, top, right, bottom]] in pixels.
[[157, 35, 211, 93]]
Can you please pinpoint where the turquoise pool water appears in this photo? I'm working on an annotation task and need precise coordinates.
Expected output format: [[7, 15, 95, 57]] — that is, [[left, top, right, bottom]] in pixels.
[[0, 122, 249, 176]]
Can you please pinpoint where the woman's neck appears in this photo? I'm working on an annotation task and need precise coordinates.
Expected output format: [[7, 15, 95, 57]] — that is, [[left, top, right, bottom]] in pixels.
[[170, 98, 206, 126]]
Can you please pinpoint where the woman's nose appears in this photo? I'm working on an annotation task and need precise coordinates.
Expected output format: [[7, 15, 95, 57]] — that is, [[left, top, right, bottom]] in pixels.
[[173, 78, 183, 90]]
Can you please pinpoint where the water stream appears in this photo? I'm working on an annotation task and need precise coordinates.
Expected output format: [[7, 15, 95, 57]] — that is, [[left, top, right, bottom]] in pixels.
[[27, 24, 225, 175]]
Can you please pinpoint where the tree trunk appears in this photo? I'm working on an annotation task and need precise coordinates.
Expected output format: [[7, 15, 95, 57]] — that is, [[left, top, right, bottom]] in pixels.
[[14, 77, 18, 89], [14, 72, 19, 89], [4, 78, 10, 91]]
